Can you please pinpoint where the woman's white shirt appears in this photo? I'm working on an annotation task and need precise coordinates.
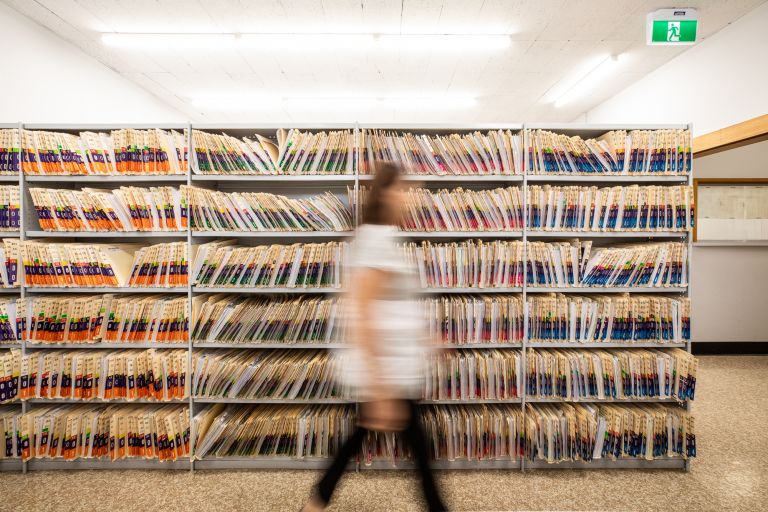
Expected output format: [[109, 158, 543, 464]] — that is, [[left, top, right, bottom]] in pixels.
[[339, 224, 431, 400]]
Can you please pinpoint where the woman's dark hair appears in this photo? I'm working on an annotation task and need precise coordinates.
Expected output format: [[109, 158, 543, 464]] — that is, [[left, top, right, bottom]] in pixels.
[[362, 162, 402, 225]]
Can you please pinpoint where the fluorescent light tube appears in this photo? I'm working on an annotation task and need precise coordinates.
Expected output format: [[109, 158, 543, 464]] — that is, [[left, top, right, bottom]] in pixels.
[[282, 96, 478, 108], [102, 33, 237, 49], [554, 54, 624, 108], [102, 33, 510, 52], [190, 95, 477, 110], [239, 34, 376, 50], [375, 34, 511, 50]]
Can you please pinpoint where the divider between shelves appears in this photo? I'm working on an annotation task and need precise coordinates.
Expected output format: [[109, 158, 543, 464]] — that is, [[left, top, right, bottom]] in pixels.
[[18, 121, 27, 474]]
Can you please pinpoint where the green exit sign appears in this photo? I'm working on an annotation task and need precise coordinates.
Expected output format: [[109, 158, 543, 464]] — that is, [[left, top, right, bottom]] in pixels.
[[647, 8, 698, 45]]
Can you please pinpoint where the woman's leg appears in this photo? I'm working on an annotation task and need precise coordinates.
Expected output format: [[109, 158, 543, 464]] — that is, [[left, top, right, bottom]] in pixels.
[[315, 424, 367, 505], [402, 400, 447, 512]]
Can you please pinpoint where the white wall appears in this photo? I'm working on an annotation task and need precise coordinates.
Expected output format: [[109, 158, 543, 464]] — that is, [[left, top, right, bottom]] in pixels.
[[0, 3, 185, 123], [584, 2, 768, 135]]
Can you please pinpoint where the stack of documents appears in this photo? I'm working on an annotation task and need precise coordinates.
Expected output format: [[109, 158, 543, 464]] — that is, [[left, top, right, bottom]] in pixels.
[[16, 348, 188, 401], [194, 404, 355, 458], [20, 294, 188, 345], [30, 186, 186, 232], [10, 404, 189, 461], [527, 294, 690, 344], [526, 128, 692, 175], [525, 348, 696, 401], [526, 185, 693, 231], [192, 240, 346, 289], [360, 129, 523, 176], [191, 294, 345, 345], [187, 186, 352, 232]]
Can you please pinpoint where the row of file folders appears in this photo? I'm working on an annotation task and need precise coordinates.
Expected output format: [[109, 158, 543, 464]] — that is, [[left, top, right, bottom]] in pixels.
[[0, 402, 696, 463], [0, 238, 690, 289], [23, 184, 694, 233], [0, 293, 691, 345], [0, 127, 691, 175], [0, 347, 697, 404]]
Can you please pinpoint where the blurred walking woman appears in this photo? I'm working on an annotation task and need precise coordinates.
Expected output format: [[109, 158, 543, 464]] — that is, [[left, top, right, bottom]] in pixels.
[[303, 163, 446, 512]]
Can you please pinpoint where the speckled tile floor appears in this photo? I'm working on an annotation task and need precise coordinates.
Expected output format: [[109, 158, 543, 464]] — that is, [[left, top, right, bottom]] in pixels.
[[1, 356, 766, 512]]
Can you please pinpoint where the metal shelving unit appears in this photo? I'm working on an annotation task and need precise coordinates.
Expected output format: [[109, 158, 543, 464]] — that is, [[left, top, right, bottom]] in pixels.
[[0, 122, 693, 473]]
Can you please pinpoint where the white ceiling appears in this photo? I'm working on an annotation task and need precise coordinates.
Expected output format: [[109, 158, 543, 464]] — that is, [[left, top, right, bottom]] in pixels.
[[4, 0, 765, 124]]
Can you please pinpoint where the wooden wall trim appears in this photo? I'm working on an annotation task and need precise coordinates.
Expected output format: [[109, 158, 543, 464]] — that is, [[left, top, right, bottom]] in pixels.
[[694, 114, 768, 154]]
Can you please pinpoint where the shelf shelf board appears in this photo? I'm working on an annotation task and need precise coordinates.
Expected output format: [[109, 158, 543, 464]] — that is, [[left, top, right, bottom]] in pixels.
[[194, 397, 531, 405], [359, 174, 523, 182], [524, 458, 687, 470], [26, 287, 188, 293], [527, 231, 686, 239], [24, 342, 189, 349], [0, 175, 19, 182], [526, 342, 687, 348], [23, 123, 189, 130], [191, 231, 353, 239], [398, 231, 523, 239], [0, 460, 22, 472], [193, 342, 346, 349], [191, 342, 523, 349], [526, 175, 689, 183], [364, 459, 522, 470], [25, 175, 187, 183], [192, 286, 342, 294], [441, 343, 523, 348], [526, 287, 687, 293], [418, 287, 523, 294], [194, 397, 353, 404], [26, 398, 187, 404], [26, 230, 187, 238], [525, 397, 682, 403], [0, 231, 20, 237], [0, 288, 20, 294], [193, 456, 343, 470], [525, 122, 689, 132], [191, 174, 354, 182], [420, 398, 521, 404], [26, 458, 191, 471]]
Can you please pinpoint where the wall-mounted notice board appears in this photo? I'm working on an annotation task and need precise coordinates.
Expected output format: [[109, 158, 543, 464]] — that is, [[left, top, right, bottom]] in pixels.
[[694, 179, 768, 242]]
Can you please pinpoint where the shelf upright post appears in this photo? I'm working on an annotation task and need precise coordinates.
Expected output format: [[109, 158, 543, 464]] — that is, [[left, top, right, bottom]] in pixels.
[[353, 121, 360, 473], [18, 121, 26, 475], [186, 123, 195, 472], [520, 124, 528, 472], [685, 122, 693, 473]]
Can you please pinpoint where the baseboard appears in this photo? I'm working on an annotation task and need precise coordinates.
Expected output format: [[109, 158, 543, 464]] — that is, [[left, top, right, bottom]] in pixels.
[[692, 341, 768, 355]]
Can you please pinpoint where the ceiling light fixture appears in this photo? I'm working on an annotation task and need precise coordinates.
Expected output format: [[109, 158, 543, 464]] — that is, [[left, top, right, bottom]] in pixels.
[[102, 33, 511, 51], [190, 95, 478, 110], [553, 54, 624, 108], [101, 33, 238, 49]]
